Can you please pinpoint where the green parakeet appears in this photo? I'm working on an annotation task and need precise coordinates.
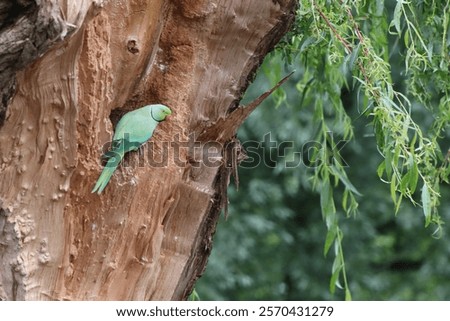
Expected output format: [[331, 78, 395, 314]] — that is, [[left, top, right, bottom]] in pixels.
[[92, 104, 172, 194]]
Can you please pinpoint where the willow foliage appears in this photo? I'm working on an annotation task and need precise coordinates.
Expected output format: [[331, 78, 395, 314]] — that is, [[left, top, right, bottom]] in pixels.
[[270, 0, 450, 299]]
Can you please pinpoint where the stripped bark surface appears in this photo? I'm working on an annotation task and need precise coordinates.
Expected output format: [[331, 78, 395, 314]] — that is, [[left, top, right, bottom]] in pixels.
[[0, 0, 296, 300]]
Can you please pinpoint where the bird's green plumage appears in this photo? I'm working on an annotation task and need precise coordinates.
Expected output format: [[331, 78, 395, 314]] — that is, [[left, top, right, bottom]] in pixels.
[[92, 104, 172, 194]]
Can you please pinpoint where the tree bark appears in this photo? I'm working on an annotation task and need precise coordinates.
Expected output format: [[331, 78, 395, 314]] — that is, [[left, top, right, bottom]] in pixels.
[[0, 0, 296, 300]]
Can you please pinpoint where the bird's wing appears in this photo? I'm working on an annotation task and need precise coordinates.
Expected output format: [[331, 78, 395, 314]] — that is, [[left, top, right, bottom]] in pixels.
[[102, 138, 140, 159], [113, 108, 158, 145]]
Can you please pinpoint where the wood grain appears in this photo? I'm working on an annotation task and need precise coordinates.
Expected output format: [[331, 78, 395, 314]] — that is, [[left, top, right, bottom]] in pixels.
[[0, 0, 296, 300]]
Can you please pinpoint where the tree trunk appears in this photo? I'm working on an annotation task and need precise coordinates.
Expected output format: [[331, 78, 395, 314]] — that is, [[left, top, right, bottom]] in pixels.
[[0, 0, 296, 300]]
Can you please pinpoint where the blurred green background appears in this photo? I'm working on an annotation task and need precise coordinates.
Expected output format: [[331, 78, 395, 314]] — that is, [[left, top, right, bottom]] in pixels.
[[195, 62, 450, 300], [195, 2, 450, 300]]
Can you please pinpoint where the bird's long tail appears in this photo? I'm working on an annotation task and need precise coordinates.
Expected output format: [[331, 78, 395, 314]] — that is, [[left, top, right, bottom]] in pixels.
[[91, 154, 122, 194]]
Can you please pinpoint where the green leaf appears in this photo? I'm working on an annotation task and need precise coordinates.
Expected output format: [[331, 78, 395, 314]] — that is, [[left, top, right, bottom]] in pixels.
[[395, 194, 403, 215], [320, 181, 336, 226], [329, 258, 342, 294], [377, 161, 386, 178], [374, 120, 385, 149], [188, 288, 201, 301], [422, 184, 432, 226], [409, 162, 419, 194], [342, 188, 349, 212], [390, 174, 397, 204], [324, 228, 337, 256], [345, 288, 352, 301], [400, 170, 410, 193], [393, 1, 403, 34], [385, 148, 393, 178], [404, 24, 410, 46]]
